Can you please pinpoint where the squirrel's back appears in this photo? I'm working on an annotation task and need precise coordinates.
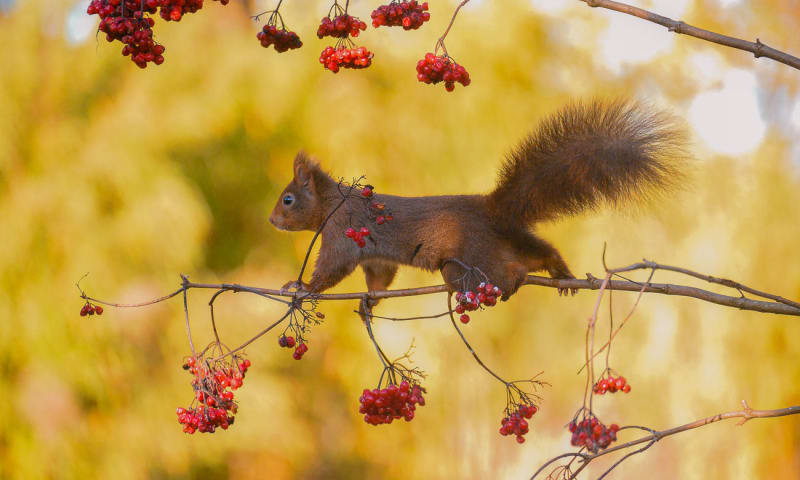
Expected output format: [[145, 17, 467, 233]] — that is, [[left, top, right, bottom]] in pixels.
[[486, 99, 688, 225]]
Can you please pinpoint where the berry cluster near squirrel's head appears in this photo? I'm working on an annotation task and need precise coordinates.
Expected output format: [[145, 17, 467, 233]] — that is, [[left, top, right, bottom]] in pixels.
[[569, 416, 620, 453], [177, 352, 250, 434], [499, 404, 537, 444], [454, 282, 501, 323], [416, 53, 471, 91], [359, 381, 426, 425], [371, 1, 430, 29], [345, 227, 371, 248], [594, 374, 631, 395]]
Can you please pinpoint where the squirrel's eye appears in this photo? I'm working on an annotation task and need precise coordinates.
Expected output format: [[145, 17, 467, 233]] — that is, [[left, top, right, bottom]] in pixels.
[[283, 194, 295, 206]]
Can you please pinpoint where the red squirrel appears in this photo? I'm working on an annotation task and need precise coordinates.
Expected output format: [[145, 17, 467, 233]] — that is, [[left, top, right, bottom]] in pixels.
[[269, 99, 686, 301]]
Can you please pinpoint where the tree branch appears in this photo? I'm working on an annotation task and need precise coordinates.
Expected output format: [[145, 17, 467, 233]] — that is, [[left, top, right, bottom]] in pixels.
[[85, 266, 798, 317], [580, 0, 800, 71], [531, 401, 800, 479]]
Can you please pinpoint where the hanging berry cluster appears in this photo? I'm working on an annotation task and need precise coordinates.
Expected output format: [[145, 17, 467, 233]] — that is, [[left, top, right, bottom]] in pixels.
[[159, 0, 209, 22], [499, 404, 538, 444], [371, 1, 430, 30], [276, 299, 323, 359], [359, 380, 426, 425], [416, 53, 471, 91], [454, 282, 502, 324], [177, 352, 250, 434], [254, 10, 303, 53], [568, 415, 620, 453], [90, 0, 474, 92], [87, 0, 165, 68], [87, 0, 231, 68], [278, 334, 296, 349], [79, 301, 104, 316], [320, 45, 374, 73], [593, 374, 631, 395], [317, 14, 368, 38]]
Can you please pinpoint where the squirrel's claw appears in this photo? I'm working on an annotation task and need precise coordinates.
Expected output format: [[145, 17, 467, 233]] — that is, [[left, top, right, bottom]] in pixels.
[[280, 280, 310, 296], [557, 287, 579, 296]]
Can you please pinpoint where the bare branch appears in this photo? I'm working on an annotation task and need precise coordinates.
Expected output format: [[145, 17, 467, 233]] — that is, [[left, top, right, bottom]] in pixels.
[[531, 402, 800, 479], [580, 0, 800, 71]]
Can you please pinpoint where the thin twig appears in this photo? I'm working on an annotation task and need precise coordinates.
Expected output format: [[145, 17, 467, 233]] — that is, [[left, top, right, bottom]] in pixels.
[[580, 0, 800, 71]]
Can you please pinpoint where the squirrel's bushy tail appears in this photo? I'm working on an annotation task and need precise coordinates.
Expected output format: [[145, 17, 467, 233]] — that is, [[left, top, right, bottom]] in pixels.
[[487, 99, 688, 224]]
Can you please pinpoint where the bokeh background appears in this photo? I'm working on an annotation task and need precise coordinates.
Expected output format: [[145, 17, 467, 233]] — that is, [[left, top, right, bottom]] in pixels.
[[1, 0, 799, 478]]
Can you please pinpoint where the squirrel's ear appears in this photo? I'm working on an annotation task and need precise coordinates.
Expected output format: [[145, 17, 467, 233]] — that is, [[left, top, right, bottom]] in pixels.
[[293, 151, 315, 192]]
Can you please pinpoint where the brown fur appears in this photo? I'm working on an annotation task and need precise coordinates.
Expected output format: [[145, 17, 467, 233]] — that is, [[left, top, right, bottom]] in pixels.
[[269, 100, 688, 300]]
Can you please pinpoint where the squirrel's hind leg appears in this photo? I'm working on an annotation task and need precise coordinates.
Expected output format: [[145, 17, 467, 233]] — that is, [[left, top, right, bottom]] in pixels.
[[519, 235, 577, 296]]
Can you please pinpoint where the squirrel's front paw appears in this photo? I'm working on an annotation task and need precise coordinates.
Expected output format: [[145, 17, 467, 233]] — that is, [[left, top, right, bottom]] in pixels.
[[280, 280, 311, 295]]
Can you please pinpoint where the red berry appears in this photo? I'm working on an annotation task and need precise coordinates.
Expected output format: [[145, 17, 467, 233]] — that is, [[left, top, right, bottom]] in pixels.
[[376, 216, 385, 225], [94, 305, 103, 315], [622, 384, 631, 393], [345, 227, 356, 238], [460, 314, 470, 324]]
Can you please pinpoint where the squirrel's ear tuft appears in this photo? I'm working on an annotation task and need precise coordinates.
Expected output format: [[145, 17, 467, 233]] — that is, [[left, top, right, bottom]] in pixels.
[[293, 151, 315, 192]]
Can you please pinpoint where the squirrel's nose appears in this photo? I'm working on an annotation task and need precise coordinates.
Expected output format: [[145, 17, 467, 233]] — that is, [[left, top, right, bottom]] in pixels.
[[269, 212, 282, 229]]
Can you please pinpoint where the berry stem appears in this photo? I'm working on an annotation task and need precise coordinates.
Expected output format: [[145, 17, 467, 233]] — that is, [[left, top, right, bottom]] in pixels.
[[296, 176, 365, 285], [181, 275, 197, 357], [447, 292, 508, 386], [434, 0, 471, 57], [211, 309, 291, 362], [361, 297, 393, 369]]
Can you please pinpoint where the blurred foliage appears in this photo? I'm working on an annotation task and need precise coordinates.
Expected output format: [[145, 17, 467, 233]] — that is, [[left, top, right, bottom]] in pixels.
[[0, 0, 799, 479]]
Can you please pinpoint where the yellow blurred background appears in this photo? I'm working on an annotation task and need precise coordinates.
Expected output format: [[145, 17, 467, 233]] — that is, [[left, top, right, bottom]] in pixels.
[[1, 0, 799, 478]]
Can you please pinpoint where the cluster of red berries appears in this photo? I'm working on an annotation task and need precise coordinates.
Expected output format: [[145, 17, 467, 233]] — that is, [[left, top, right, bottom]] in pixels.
[[88, 0, 230, 67], [593, 375, 631, 395], [359, 381, 426, 425], [319, 46, 374, 73], [371, 1, 430, 30], [292, 342, 309, 360], [317, 15, 367, 38], [177, 355, 250, 434], [278, 335, 308, 359], [345, 226, 371, 248], [499, 404, 538, 444], [87, 0, 165, 68], [371, 203, 394, 224], [257, 25, 302, 52], [416, 53, 471, 91], [278, 335, 297, 348], [79, 302, 104, 316], [569, 416, 620, 453], [158, 0, 204, 22], [454, 282, 502, 323]]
